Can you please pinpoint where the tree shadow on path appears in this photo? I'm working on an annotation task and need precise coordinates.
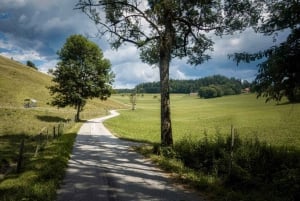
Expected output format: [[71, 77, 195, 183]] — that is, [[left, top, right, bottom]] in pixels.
[[56, 118, 204, 201]]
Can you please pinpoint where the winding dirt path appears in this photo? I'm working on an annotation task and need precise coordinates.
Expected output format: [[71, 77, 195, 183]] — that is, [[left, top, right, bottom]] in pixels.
[[56, 110, 204, 201]]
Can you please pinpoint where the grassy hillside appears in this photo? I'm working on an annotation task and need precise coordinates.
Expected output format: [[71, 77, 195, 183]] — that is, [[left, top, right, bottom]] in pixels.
[[0, 55, 126, 135], [0, 55, 52, 107], [0, 55, 126, 201]]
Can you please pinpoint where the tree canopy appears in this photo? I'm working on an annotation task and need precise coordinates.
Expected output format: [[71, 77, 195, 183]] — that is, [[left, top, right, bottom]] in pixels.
[[76, 0, 261, 146], [49, 34, 114, 121], [26, 60, 37, 70], [230, 0, 300, 103]]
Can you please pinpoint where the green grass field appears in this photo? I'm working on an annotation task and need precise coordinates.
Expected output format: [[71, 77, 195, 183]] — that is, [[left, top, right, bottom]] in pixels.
[[106, 93, 300, 147], [107, 93, 300, 201]]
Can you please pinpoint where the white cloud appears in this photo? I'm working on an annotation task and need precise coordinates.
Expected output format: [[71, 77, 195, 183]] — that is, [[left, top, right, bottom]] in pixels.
[[112, 62, 159, 88], [39, 59, 58, 73], [1, 49, 45, 63], [0, 39, 14, 50], [18, 14, 26, 23], [104, 44, 140, 64]]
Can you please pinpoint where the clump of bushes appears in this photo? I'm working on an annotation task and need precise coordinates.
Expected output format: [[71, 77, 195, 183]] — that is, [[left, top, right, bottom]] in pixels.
[[159, 134, 300, 201]]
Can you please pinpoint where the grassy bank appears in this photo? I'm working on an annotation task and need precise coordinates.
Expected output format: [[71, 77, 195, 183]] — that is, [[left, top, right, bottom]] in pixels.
[[0, 99, 125, 201], [0, 126, 78, 201]]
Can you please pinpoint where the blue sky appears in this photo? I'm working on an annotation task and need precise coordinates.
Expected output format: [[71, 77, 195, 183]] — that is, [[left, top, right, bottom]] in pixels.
[[0, 0, 288, 88]]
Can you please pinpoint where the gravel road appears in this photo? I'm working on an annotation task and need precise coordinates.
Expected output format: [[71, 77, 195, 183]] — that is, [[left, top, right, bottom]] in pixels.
[[56, 110, 204, 201]]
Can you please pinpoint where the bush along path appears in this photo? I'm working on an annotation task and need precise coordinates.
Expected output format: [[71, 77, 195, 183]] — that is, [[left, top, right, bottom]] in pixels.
[[56, 110, 204, 201]]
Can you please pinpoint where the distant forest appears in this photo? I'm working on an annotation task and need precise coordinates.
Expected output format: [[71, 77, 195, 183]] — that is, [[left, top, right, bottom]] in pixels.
[[116, 75, 252, 99]]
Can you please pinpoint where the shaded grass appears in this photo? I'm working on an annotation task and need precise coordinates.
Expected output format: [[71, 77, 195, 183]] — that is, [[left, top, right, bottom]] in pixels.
[[0, 128, 78, 201], [135, 134, 300, 201]]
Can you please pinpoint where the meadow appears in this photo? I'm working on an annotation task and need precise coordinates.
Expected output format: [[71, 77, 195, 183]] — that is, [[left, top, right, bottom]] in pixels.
[[106, 93, 300, 201], [106, 93, 300, 147]]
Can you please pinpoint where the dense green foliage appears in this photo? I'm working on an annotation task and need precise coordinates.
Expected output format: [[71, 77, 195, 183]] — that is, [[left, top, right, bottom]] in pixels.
[[134, 75, 248, 98], [230, 0, 300, 103], [26, 60, 38, 70], [169, 134, 300, 201], [49, 34, 114, 121], [254, 29, 300, 103]]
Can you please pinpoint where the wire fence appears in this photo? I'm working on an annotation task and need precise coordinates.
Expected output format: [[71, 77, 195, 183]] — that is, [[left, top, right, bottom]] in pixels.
[[16, 122, 66, 173]]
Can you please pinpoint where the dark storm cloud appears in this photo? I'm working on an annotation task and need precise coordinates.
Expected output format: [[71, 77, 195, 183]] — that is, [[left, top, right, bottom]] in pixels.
[[0, 0, 96, 59]]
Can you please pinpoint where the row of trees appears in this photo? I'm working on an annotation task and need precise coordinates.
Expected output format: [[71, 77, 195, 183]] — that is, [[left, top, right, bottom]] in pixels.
[[134, 75, 249, 98]]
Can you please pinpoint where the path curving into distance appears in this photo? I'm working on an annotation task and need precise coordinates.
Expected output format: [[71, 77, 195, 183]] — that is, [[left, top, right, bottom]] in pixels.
[[56, 110, 204, 201]]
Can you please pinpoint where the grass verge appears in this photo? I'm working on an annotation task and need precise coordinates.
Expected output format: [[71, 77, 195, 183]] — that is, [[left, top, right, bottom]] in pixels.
[[135, 134, 300, 201], [107, 93, 300, 201], [0, 124, 79, 201]]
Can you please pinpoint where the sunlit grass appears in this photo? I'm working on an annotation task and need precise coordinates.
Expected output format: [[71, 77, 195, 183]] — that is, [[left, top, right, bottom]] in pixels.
[[111, 93, 300, 201], [106, 93, 300, 147]]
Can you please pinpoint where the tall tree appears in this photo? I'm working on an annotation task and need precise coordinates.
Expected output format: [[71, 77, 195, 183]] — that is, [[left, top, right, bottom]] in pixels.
[[230, 0, 300, 103], [76, 0, 260, 146], [49, 34, 114, 121]]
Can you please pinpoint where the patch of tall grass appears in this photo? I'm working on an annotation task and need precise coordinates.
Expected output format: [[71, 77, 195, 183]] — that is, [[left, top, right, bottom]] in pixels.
[[146, 133, 300, 201]]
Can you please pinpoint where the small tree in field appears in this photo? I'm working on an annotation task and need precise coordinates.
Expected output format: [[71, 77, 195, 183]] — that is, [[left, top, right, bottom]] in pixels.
[[49, 34, 114, 121], [76, 0, 260, 146], [129, 92, 137, 110], [26, 60, 37, 70]]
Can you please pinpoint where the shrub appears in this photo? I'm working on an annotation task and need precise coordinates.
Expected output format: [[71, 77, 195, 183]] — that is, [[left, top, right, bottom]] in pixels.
[[171, 133, 300, 200]]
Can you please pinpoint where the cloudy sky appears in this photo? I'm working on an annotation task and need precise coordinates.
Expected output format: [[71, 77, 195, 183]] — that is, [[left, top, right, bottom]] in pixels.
[[0, 0, 288, 88]]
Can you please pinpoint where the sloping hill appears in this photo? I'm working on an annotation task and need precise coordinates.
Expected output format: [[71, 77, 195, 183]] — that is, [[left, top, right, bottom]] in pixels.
[[0, 55, 125, 111], [0, 55, 52, 107]]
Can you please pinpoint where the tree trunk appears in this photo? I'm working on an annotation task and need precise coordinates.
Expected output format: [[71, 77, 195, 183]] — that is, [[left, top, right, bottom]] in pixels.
[[75, 104, 81, 122], [159, 28, 173, 146]]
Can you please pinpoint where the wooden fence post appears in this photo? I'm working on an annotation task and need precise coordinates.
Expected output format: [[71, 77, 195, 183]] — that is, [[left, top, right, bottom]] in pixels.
[[17, 138, 25, 173], [46, 128, 49, 143], [229, 125, 235, 175], [34, 133, 42, 157], [53, 126, 56, 138]]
